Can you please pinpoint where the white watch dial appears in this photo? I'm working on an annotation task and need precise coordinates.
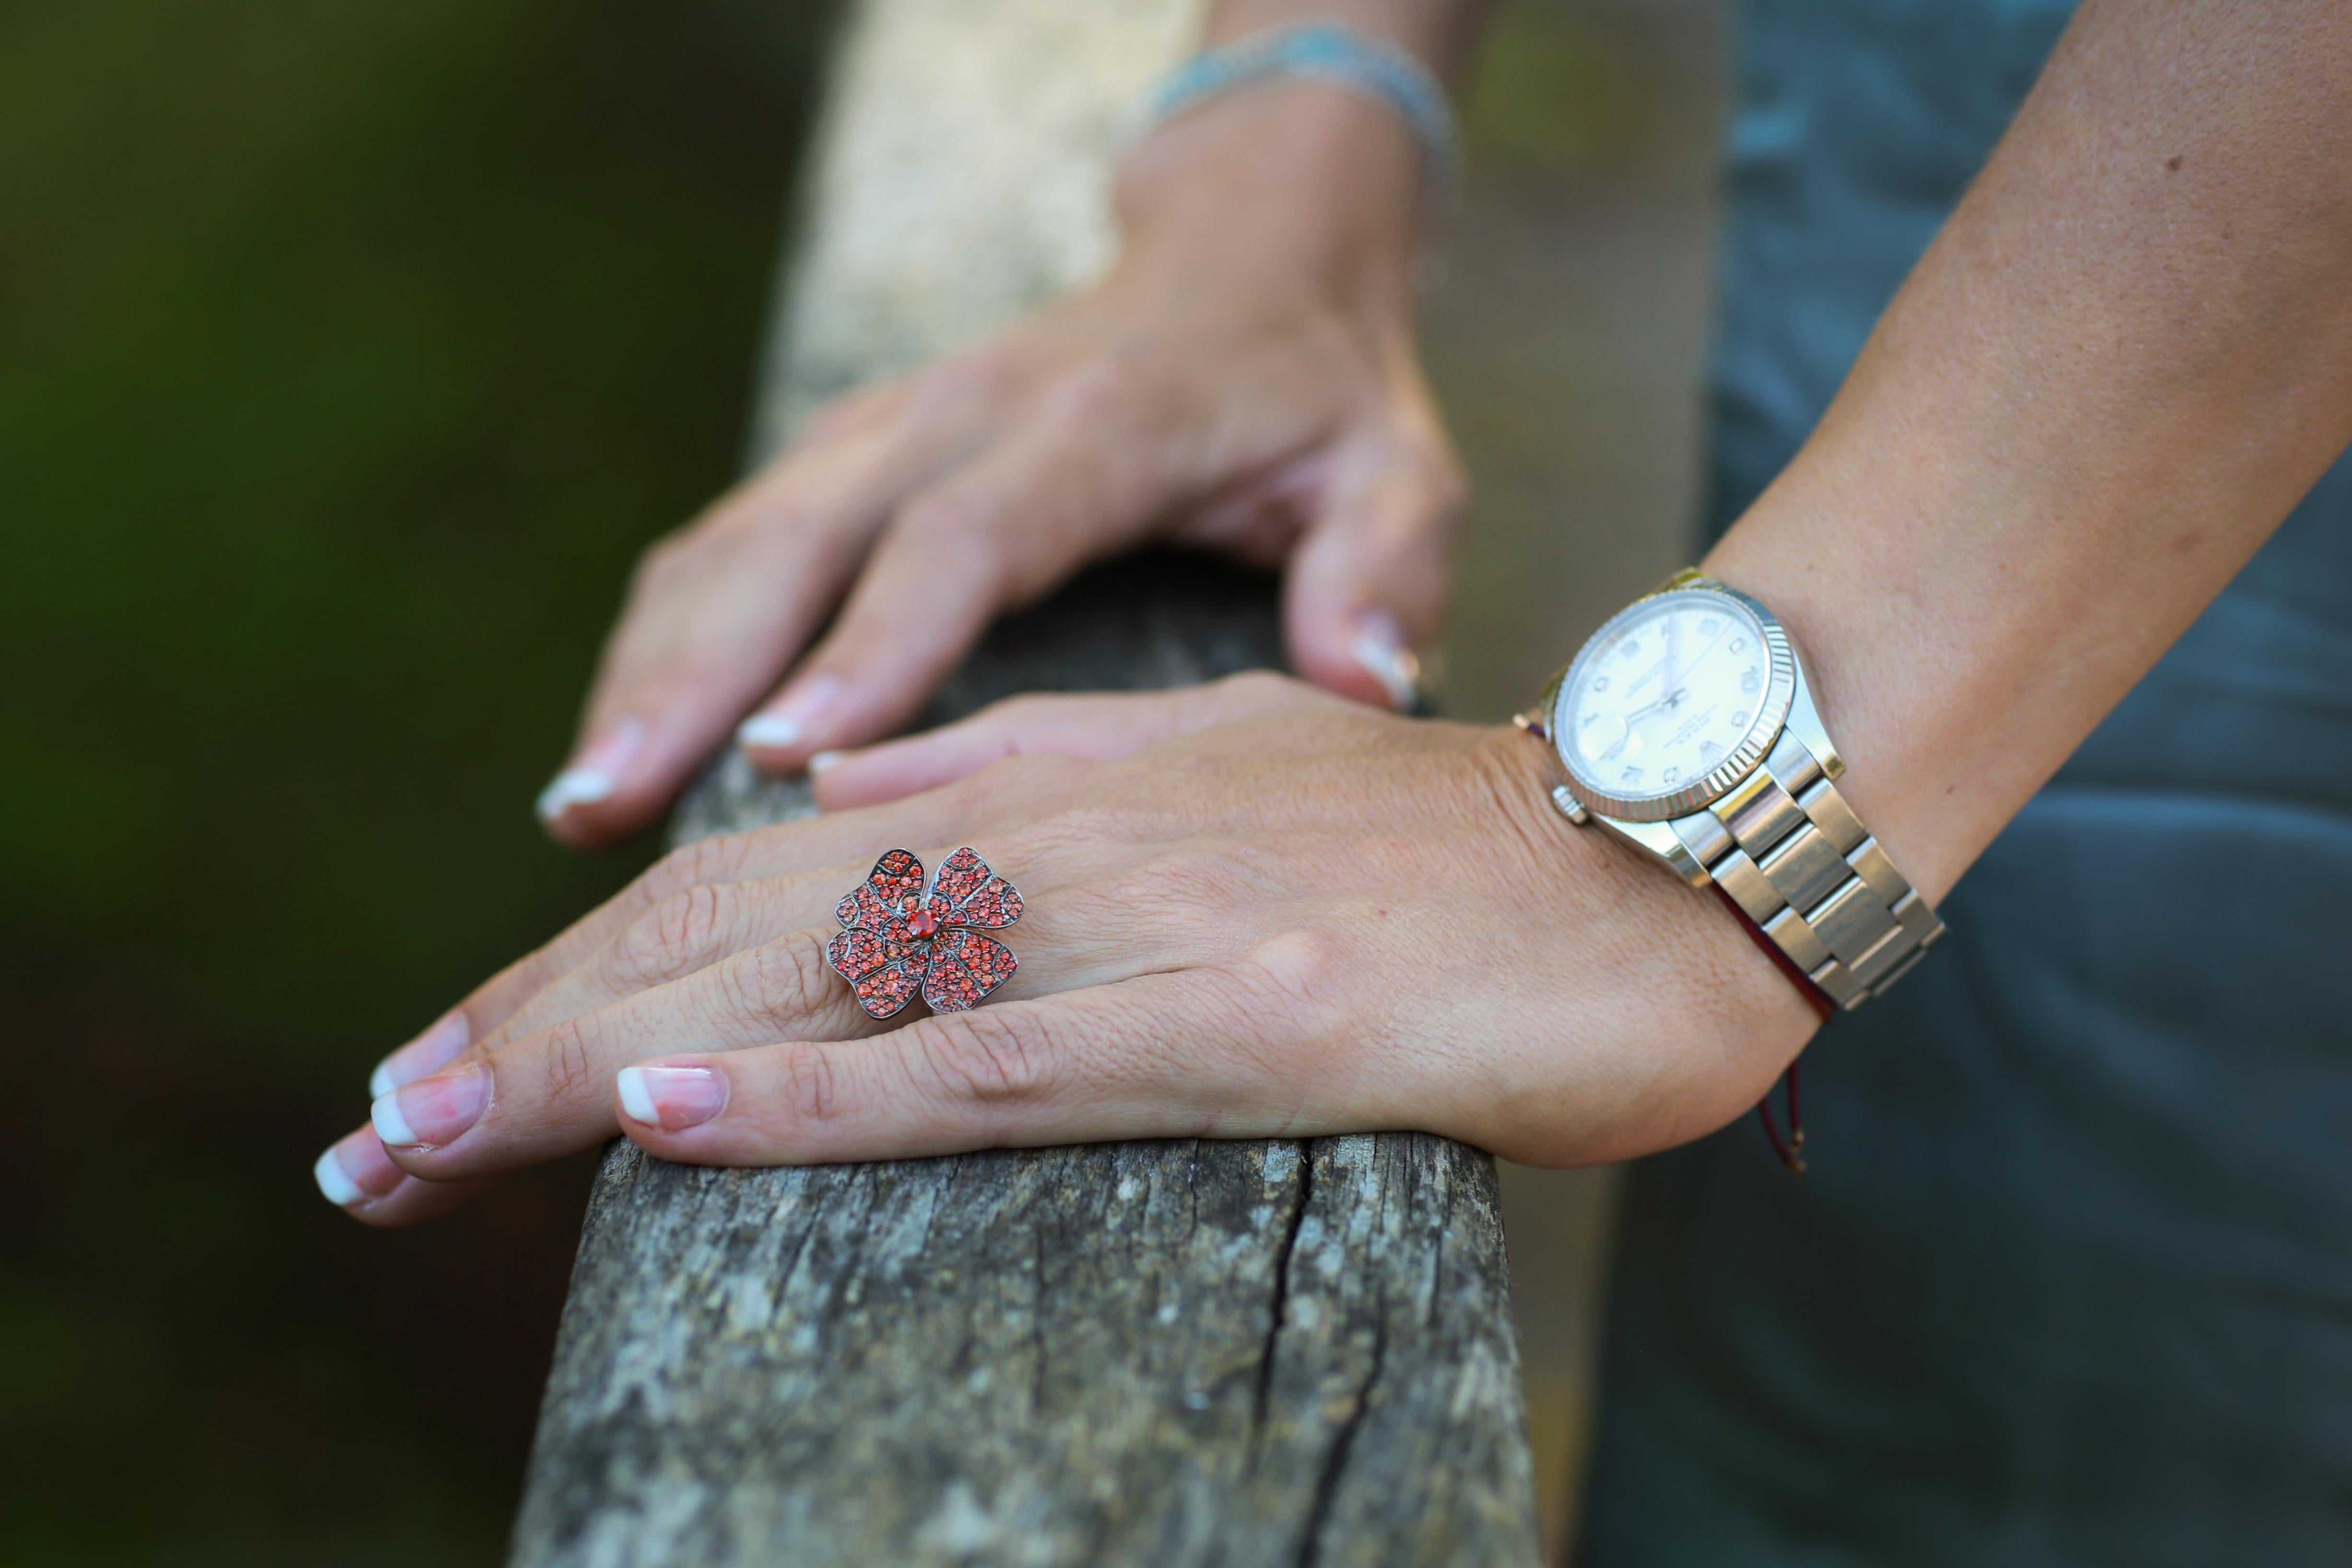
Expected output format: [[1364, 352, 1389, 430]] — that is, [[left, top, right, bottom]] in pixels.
[[1559, 593, 1771, 802]]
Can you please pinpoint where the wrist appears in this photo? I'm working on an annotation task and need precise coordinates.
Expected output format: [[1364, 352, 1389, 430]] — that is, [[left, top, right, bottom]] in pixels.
[[1700, 476, 2003, 913], [1114, 77, 1426, 306]]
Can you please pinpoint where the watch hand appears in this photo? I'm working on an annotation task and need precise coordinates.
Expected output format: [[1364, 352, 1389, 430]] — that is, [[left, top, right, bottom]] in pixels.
[[1661, 617, 1681, 711]]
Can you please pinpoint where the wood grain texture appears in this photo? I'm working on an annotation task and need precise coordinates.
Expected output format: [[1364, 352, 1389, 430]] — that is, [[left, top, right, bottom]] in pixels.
[[511, 2, 1540, 1561]]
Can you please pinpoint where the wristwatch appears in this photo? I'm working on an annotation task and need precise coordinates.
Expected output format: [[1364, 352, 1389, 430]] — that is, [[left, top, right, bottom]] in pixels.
[[1523, 569, 1945, 1010]]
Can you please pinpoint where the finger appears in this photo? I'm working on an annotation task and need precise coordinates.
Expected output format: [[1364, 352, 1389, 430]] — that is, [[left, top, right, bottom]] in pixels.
[[469, 865, 851, 1055], [539, 377, 1005, 848], [312, 1126, 495, 1227], [810, 673, 1337, 810], [365, 793, 993, 1098], [1282, 419, 1465, 713], [611, 951, 1349, 1166], [737, 367, 1211, 772], [373, 926, 884, 1182]]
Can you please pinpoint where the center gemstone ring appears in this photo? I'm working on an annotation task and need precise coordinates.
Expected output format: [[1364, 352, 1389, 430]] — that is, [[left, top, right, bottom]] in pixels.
[[826, 847, 1024, 1019]]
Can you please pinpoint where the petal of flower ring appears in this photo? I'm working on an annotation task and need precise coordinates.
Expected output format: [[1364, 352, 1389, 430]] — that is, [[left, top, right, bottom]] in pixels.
[[931, 845, 1023, 930], [921, 928, 1017, 1014]]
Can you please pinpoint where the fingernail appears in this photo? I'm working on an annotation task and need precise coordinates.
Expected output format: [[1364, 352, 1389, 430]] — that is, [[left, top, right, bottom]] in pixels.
[[1351, 611, 1422, 711], [737, 674, 843, 753], [369, 1010, 470, 1099], [371, 1061, 490, 1150], [616, 1065, 728, 1131], [314, 1130, 406, 1207], [536, 718, 647, 823], [806, 750, 843, 775]]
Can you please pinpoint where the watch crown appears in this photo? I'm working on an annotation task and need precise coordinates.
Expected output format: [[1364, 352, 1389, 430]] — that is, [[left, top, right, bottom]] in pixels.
[[1550, 785, 1591, 826]]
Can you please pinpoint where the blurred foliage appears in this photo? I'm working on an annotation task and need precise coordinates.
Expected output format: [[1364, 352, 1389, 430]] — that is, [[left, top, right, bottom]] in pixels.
[[0, 0, 833, 1561]]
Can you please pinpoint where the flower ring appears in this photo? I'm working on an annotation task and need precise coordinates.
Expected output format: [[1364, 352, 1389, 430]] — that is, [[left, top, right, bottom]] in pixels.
[[826, 847, 1024, 1019]]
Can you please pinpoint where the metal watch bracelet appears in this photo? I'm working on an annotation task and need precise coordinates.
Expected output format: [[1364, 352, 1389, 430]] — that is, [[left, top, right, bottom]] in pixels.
[[1657, 727, 1944, 1010]]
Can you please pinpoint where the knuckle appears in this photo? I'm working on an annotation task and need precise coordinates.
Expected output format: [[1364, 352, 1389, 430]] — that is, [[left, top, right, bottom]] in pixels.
[[616, 885, 731, 987], [535, 1019, 601, 1105], [715, 930, 834, 1034], [773, 1042, 844, 1124], [915, 1009, 1056, 1106], [1405, 441, 1470, 528], [1234, 928, 1345, 1029]]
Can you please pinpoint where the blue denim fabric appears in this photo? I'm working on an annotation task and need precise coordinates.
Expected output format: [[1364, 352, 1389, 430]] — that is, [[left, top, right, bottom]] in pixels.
[[1579, 4, 2352, 1562]]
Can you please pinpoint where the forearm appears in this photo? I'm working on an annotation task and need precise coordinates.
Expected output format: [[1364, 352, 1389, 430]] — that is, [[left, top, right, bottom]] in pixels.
[[1710, 0, 2352, 903]]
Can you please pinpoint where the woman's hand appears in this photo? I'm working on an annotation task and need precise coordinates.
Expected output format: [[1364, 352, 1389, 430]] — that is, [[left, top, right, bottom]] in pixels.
[[320, 674, 1817, 1224], [536, 85, 1463, 848]]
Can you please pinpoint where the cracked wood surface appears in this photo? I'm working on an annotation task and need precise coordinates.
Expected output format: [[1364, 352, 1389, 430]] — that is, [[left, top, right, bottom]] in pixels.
[[508, 2, 1541, 1562]]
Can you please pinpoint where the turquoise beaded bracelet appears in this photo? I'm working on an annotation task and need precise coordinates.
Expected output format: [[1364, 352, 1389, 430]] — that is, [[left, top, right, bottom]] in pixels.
[[1141, 23, 1460, 206]]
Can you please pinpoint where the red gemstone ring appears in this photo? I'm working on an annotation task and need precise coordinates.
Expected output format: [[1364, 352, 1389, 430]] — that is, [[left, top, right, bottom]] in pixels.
[[826, 848, 1024, 1019]]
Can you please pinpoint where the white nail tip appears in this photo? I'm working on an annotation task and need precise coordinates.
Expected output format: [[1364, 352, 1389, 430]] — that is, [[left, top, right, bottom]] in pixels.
[[736, 714, 802, 750], [805, 750, 842, 774], [370, 1092, 419, 1148], [535, 768, 615, 822], [1351, 633, 1421, 712], [314, 1148, 364, 1207], [368, 1060, 395, 1099], [615, 1067, 657, 1125]]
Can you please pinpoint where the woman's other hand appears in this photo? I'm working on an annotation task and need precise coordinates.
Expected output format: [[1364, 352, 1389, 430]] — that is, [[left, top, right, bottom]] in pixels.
[[323, 674, 1817, 1223], [536, 83, 1461, 847]]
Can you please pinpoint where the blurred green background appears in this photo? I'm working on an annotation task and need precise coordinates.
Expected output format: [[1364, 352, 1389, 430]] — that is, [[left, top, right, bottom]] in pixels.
[[0, 0, 1720, 1561], [1, 1, 834, 1561]]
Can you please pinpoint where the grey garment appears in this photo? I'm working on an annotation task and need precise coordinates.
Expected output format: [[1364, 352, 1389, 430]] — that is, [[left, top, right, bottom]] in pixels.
[[1579, 3, 2352, 1564]]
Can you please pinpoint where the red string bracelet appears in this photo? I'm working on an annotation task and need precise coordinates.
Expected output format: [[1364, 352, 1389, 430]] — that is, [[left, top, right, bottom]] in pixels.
[[1709, 884, 1833, 1175]]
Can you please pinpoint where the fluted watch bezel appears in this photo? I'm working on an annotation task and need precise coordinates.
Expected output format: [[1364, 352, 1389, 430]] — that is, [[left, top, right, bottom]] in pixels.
[[1545, 578, 1797, 823]]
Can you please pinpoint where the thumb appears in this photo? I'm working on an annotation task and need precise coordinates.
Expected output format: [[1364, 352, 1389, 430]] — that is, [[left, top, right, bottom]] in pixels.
[[1282, 424, 1464, 712]]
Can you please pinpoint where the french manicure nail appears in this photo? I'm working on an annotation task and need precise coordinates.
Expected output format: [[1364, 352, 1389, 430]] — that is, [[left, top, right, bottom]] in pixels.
[[737, 674, 843, 753], [313, 1147, 362, 1205], [806, 750, 843, 774], [371, 1061, 490, 1150], [616, 1065, 728, 1131], [536, 719, 647, 823], [369, 1010, 470, 1099], [314, 1130, 406, 1207], [1351, 610, 1422, 711]]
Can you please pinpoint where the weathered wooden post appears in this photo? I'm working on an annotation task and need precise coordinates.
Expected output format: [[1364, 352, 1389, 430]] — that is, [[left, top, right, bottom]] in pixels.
[[509, 3, 1542, 1563]]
